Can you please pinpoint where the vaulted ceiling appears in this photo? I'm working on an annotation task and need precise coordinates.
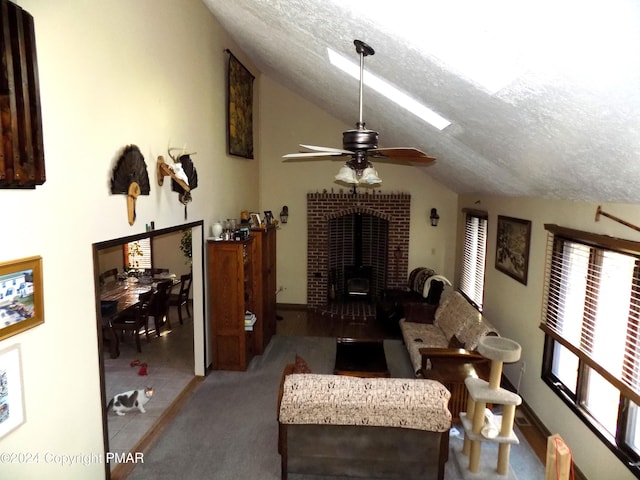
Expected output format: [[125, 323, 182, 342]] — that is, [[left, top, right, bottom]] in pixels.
[[203, 0, 640, 203]]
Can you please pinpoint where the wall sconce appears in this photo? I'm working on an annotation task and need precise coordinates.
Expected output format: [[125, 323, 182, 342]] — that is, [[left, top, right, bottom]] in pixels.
[[429, 208, 440, 227], [280, 205, 289, 224]]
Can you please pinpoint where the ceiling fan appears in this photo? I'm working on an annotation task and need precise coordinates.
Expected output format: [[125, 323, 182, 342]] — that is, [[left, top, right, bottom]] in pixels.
[[282, 39, 436, 186]]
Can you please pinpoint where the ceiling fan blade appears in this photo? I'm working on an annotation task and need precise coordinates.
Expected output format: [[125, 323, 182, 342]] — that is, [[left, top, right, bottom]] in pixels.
[[282, 151, 346, 160], [370, 147, 436, 164], [300, 144, 354, 155]]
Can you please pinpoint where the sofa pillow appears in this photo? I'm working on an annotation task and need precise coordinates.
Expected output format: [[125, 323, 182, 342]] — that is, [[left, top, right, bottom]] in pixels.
[[293, 354, 312, 374], [457, 318, 499, 351]]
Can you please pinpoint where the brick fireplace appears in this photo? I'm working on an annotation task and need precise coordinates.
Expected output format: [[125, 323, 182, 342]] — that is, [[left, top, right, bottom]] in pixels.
[[307, 191, 411, 310]]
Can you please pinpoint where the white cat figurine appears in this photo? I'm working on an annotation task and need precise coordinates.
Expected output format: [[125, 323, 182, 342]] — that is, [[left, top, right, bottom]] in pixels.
[[107, 387, 153, 416]]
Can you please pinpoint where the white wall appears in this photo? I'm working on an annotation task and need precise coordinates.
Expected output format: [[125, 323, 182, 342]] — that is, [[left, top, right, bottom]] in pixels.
[[258, 75, 459, 303], [1, 1, 259, 478], [458, 194, 640, 480]]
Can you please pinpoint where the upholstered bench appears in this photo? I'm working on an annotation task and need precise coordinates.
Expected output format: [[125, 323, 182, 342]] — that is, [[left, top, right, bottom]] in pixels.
[[278, 370, 452, 480]]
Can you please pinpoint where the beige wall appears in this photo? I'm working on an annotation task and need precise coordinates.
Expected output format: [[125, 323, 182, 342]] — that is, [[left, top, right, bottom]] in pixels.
[[258, 75, 459, 303], [458, 194, 640, 480], [2, 1, 258, 478]]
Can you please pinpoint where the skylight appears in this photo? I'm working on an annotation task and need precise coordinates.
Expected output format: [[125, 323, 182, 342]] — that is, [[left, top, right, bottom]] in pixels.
[[327, 47, 451, 131], [331, 0, 640, 93]]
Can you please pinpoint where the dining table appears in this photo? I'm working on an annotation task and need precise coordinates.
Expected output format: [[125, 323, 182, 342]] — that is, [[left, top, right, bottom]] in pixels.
[[100, 275, 180, 358]]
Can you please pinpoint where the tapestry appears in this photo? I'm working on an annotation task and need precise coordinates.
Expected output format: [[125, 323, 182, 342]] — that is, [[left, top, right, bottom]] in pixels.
[[226, 51, 254, 158]]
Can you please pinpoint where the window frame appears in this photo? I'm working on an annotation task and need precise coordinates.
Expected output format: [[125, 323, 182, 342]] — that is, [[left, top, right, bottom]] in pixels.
[[459, 209, 488, 311], [541, 224, 640, 478], [123, 237, 153, 270]]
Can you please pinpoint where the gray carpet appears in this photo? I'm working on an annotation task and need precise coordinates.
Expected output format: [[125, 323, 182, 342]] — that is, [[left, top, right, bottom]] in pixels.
[[127, 335, 545, 479]]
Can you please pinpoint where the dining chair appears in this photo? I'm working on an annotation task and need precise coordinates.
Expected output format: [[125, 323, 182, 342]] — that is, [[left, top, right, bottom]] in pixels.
[[168, 273, 192, 325], [100, 268, 118, 284], [111, 290, 152, 353], [148, 280, 172, 336]]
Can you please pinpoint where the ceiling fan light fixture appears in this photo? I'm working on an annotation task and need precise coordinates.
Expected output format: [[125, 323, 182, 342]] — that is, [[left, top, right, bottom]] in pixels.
[[335, 165, 358, 184], [360, 166, 382, 185]]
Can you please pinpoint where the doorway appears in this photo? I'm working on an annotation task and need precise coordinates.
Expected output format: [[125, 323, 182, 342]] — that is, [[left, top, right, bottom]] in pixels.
[[93, 221, 205, 478]]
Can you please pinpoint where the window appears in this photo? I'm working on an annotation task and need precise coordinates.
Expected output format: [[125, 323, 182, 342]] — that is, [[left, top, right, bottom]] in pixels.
[[541, 224, 640, 476], [460, 209, 488, 310], [124, 238, 152, 270]]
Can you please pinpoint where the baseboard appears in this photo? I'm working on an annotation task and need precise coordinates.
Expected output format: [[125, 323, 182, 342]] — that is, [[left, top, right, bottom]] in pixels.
[[276, 303, 308, 310], [501, 377, 587, 480]]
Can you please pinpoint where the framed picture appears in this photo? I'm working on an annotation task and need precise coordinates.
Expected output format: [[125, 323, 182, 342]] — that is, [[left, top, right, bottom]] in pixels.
[[495, 216, 532, 285], [250, 213, 262, 228], [0, 256, 44, 341], [263, 210, 273, 225], [0, 344, 25, 439], [226, 51, 254, 159]]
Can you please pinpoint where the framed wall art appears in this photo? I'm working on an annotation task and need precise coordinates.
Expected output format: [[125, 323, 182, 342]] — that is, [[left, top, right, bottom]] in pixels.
[[495, 216, 532, 285], [250, 212, 262, 228], [0, 256, 44, 341], [226, 50, 254, 159], [0, 343, 25, 439]]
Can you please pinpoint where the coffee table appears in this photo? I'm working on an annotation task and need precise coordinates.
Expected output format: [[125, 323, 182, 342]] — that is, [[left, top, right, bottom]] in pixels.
[[333, 337, 390, 378]]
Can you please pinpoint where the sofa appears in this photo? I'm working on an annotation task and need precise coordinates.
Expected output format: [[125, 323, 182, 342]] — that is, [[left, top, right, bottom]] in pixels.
[[399, 290, 499, 420], [376, 267, 451, 336], [277, 363, 452, 480]]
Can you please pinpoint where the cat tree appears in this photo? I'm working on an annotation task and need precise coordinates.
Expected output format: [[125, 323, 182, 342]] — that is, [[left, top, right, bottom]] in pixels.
[[458, 336, 523, 477]]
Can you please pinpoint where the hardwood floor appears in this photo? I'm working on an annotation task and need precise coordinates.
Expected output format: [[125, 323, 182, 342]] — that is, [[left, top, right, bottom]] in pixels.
[[276, 304, 549, 466]]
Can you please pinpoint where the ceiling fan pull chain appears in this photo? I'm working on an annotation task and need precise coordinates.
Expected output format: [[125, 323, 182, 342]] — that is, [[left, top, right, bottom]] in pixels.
[[184, 203, 187, 220]]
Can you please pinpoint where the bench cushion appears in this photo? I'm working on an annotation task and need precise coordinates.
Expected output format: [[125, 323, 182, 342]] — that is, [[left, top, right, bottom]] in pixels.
[[279, 374, 451, 432], [434, 291, 482, 341], [399, 319, 449, 374]]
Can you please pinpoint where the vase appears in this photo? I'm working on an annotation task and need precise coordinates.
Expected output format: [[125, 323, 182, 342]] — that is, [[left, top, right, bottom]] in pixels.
[[211, 221, 223, 239]]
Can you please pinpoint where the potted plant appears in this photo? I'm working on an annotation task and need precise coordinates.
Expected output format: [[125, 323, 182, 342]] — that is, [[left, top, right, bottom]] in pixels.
[[179, 229, 192, 267]]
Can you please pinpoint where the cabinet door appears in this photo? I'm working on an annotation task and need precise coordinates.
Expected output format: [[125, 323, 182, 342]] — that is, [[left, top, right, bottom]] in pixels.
[[208, 240, 252, 370]]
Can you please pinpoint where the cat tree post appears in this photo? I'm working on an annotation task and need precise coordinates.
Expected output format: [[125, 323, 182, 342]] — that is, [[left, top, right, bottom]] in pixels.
[[461, 336, 522, 476]]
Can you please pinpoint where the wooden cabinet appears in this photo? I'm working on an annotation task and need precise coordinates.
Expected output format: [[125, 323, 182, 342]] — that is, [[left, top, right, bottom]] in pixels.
[[251, 226, 277, 353], [207, 238, 256, 371], [207, 227, 277, 370]]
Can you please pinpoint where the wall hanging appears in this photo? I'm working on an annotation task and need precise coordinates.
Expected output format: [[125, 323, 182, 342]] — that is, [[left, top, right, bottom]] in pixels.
[[110, 145, 150, 225], [0, 343, 25, 439], [0, 255, 44, 341], [225, 49, 254, 159], [0, 0, 45, 188], [157, 148, 198, 219], [495, 215, 531, 285]]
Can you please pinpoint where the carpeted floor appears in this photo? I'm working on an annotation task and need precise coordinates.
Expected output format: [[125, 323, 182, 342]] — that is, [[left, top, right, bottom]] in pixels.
[[126, 335, 545, 479]]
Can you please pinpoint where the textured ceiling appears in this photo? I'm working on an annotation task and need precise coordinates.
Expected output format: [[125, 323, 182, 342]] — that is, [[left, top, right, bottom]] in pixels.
[[203, 0, 640, 203]]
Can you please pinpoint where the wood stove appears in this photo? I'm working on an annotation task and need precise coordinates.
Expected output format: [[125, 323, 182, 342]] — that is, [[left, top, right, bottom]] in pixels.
[[345, 265, 372, 299]]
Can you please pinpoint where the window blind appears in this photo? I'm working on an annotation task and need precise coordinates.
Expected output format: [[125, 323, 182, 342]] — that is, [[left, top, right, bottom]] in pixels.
[[541, 226, 640, 404], [460, 210, 488, 310]]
